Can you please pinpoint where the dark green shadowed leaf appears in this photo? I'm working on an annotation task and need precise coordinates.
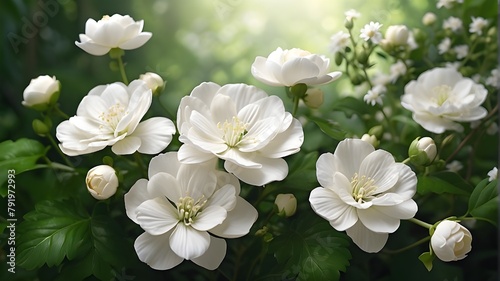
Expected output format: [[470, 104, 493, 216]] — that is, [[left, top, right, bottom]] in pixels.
[[468, 179, 498, 225]]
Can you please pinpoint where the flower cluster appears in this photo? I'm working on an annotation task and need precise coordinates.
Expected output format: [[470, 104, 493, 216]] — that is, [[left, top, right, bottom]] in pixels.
[[14, 2, 497, 280]]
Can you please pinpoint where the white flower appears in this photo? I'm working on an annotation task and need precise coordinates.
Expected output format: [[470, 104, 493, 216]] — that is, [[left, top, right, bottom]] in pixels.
[[124, 152, 258, 270], [344, 9, 361, 21], [275, 194, 297, 217], [384, 25, 409, 46], [389, 60, 407, 83], [401, 67, 488, 133], [422, 12, 437, 25], [56, 80, 176, 156], [139, 72, 164, 96], [176, 82, 304, 186], [360, 134, 379, 148], [437, 0, 463, 9], [22, 75, 60, 109], [443, 17, 463, 32], [360, 22, 383, 44], [431, 220, 472, 262], [485, 69, 499, 87], [487, 167, 498, 181], [438, 38, 452, 54], [486, 122, 498, 135], [453, 45, 469, 59], [446, 160, 463, 172], [444, 61, 461, 70], [406, 31, 419, 50], [469, 17, 489, 35], [75, 14, 152, 56], [329, 31, 351, 55], [303, 88, 324, 109], [309, 139, 418, 253], [251, 47, 341, 87], [86, 165, 118, 200], [409, 137, 437, 166], [364, 84, 386, 106]]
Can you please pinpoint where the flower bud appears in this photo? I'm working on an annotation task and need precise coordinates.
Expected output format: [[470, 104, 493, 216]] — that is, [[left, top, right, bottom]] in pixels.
[[139, 72, 165, 96], [422, 12, 437, 26], [303, 88, 324, 109], [275, 193, 297, 217], [431, 220, 472, 262], [384, 25, 409, 46], [86, 165, 118, 200], [409, 137, 437, 166], [368, 125, 383, 139], [22, 75, 60, 111], [344, 19, 354, 30], [32, 119, 50, 137], [361, 134, 379, 148]]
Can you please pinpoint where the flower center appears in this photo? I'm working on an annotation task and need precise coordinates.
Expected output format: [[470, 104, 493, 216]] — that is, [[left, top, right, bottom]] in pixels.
[[351, 173, 377, 203], [102, 15, 110, 20], [99, 103, 127, 132], [218, 116, 248, 147], [432, 85, 452, 106], [176, 196, 207, 226]]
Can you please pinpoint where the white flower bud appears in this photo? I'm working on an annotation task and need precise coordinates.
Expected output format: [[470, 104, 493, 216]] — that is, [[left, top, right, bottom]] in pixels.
[[22, 75, 60, 110], [409, 137, 437, 166], [139, 72, 164, 96], [422, 12, 437, 26], [86, 165, 118, 200], [431, 220, 472, 262], [384, 25, 409, 46], [275, 193, 297, 217], [361, 134, 379, 148], [303, 88, 324, 109]]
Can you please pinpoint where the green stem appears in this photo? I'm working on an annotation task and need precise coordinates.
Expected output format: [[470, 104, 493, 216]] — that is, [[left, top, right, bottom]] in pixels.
[[117, 55, 129, 85], [382, 236, 431, 254], [402, 158, 411, 164], [292, 95, 300, 117], [409, 217, 433, 229], [46, 134, 74, 168], [53, 104, 70, 119], [133, 152, 147, 178]]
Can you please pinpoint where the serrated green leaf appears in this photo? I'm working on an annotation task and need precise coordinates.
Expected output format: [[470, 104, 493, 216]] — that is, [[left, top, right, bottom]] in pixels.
[[0, 139, 47, 196], [307, 116, 346, 140], [283, 151, 319, 190], [17, 199, 91, 270], [468, 179, 498, 225], [417, 172, 472, 196], [270, 215, 351, 281]]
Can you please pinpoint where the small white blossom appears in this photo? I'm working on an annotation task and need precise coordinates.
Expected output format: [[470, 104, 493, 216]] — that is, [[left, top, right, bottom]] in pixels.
[[389, 60, 407, 83], [329, 31, 351, 55], [431, 220, 472, 262], [444, 61, 461, 70], [344, 9, 361, 21], [486, 123, 498, 135], [407, 31, 419, 50], [437, 0, 463, 9], [372, 73, 391, 86], [22, 75, 60, 109], [422, 12, 437, 25], [438, 38, 452, 54], [453, 45, 469, 59], [86, 165, 118, 200], [360, 22, 383, 44], [443, 17, 463, 32], [485, 69, 499, 87], [487, 167, 498, 181], [364, 85, 386, 106], [446, 160, 463, 172], [469, 17, 489, 35]]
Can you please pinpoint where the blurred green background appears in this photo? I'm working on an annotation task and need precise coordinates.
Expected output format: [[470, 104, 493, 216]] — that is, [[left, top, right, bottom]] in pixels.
[[1, 0, 438, 142]]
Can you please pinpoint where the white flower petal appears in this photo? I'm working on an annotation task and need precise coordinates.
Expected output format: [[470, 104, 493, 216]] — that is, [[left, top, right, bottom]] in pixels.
[[130, 117, 176, 154], [136, 198, 179, 235], [309, 187, 358, 231], [111, 136, 141, 155], [191, 236, 227, 270], [148, 172, 182, 203], [358, 150, 399, 193], [346, 221, 389, 253], [209, 197, 258, 238], [372, 200, 418, 219], [258, 118, 304, 158], [119, 32, 152, 49], [170, 224, 210, 260], [224, 157, 288, 186], [191, 205, 227, 231], [75, 40, 111, 56], [334, 139, 375, 178], [177, 164, 217, 200], [134, 231, 183, 270], [178, 144, 216, 164], [207, 184, 237, 211], [316, 153, 336, 188], [148, 152, 182, 179], [124, 178, 151, 223], [281, 58, 321, 86], [357, 207, 401, 233]]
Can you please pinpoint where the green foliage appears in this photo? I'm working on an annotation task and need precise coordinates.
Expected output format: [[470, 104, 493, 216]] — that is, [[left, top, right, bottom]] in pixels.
[[468, 179, 498, 225], [0, 138, 47, 195], [307, 115, 346, 140], [417, 171, 473, 196], [282, 151, 319, 191], [269, 214, 351, 281], [418, 252, 434, 271]]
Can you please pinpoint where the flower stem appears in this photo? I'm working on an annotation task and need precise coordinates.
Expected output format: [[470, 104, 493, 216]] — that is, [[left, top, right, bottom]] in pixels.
[[117, 55, 129, 85], [409, 217, 433, 229], [53, 104, 70, 119], [292, 95, 300, 116], [133, 152, 147, 178], [402, 157, 411, 164], [382, 236, 431, 254], [46, 133, 74, 168]]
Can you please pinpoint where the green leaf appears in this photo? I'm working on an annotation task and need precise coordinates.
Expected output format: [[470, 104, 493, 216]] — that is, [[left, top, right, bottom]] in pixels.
[[418, 252, 434, 271], [417, 172, 472, 196], [0, 139, 47, 196], [270, 214, 351, 281], [331, 96, 372, 117], [307, 116, 346, 140], [17, 199, 91, 270], [283, 151, 319, 190], [468, 179, 498, 225]]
